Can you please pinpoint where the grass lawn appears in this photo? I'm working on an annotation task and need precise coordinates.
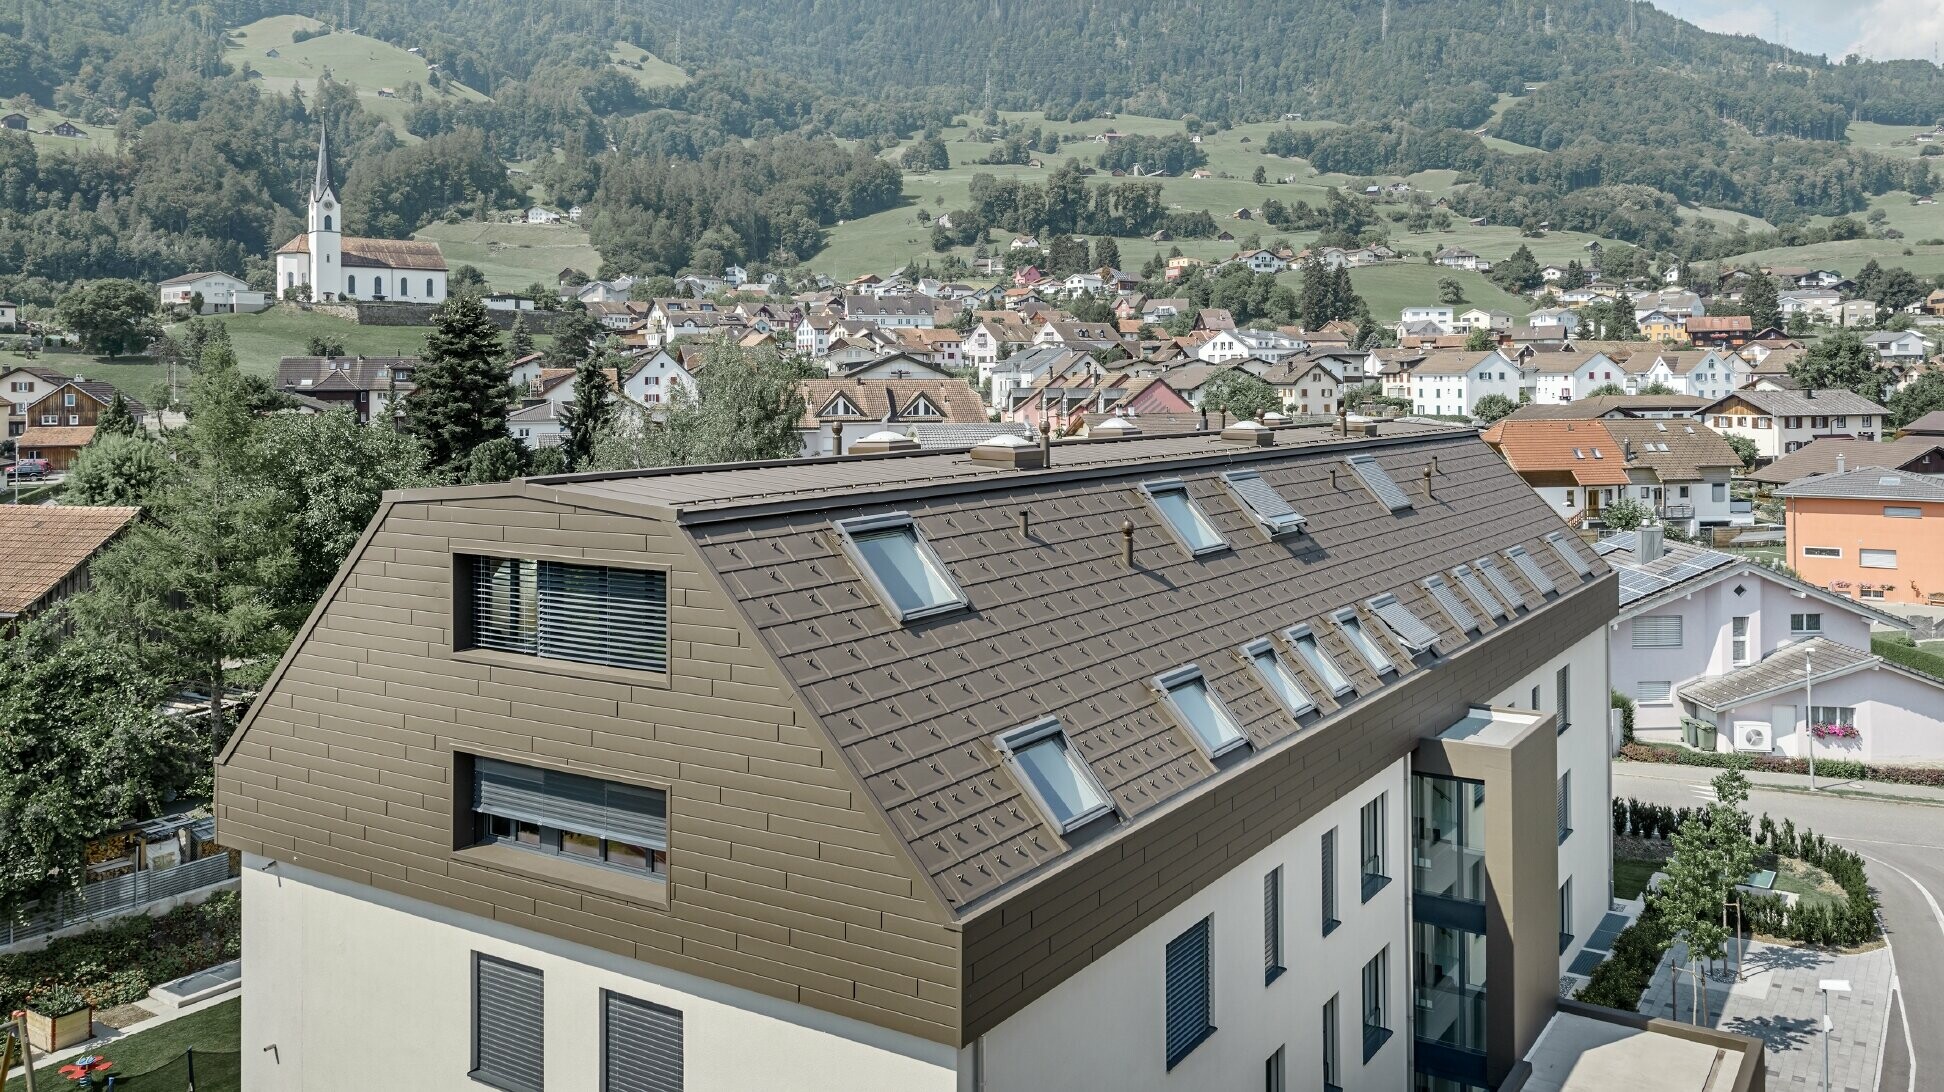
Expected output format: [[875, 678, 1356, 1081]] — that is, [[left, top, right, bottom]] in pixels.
[[226, 15, 489, 138], [416, 221, 603, 290], [1846, 121, 1944, 166], [5, 105, 118, 155], [1771, 857, 1846, 915], [5, 998, 239, 1092], [1719, 237, 1944, 278], [1614, 857, 1662, 901], [607, 41, 688, 89]]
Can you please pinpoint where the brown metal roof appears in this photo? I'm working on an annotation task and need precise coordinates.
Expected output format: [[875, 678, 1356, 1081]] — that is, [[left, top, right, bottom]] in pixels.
[[513, 422, 1607, 915], [0, 504, 138, 615], [1600, 419, 1741, 482]]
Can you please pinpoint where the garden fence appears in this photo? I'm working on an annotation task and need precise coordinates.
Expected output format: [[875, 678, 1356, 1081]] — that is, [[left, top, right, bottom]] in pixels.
[[1, 855, 235, 949], [46, 1047, 240, 1090]]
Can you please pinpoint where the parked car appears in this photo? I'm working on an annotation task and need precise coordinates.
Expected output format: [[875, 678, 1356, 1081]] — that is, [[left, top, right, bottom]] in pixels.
[[3, 458, 50, 479]]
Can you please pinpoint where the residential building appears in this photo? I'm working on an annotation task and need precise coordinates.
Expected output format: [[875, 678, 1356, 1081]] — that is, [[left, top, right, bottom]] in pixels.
[[21, 379, 146, 434], [1408, 351, 1523, 418], [1599, 419, 1742, 534], [1259, 357, 1343, 416], [1010, 373, 1191, 435], [1684, 315, 1752, 349], [1681, 639, 1944, 764], [1898, 410, 1944, 438], [0, 300, 15, 330], [216, 419, 1629, 1092], [843, 294, 944, 330], [0, 504, 138, 626], [1528, 353, 1625, 405], [1597, 528, 1926, 754], [274, 130, 448, 304], [274, 357, 415, 426], [1500, 396, 1710, 424], [798, 377, 986, 455], [507, 400, 563, 450], [1399, 306, 1454, 333], [1432, 246, 1485, 271], [1455, 308, 1513, 333], [1860, 330, 1929, 363], [1478, 419, 1633, 524], [1525, 308, 1580, 334], [1779, 465, 1944, 606], [1838, 300, 1880, 328], [1777, 288, 1840, 322], [1700, 389, 1889, 459], [965, 318, 1038, 372], [157, 271, 267, 315], [0, 366, 71, 438], [14, 425, 96, 470], [619, 348, 698, 407], [1749, 438, 1944, 489], [1196, 328, 1304, 365]]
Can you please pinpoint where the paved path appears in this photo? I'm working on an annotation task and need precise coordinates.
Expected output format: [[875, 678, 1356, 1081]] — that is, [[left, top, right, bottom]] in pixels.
[[1618, 762, 1944, 1091], [1638, 938, 1891, 1092]]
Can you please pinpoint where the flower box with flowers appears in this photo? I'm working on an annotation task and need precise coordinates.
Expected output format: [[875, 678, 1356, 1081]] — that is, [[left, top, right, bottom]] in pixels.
[[1811, 723, 1860, 741]]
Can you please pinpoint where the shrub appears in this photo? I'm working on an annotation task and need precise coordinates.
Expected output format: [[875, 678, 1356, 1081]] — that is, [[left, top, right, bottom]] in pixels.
[[1619, 742, 1937, 787], [0, 891, 239, 1013], [1576, 902, 1674, 1009], [1611, 690, 1635, 745]]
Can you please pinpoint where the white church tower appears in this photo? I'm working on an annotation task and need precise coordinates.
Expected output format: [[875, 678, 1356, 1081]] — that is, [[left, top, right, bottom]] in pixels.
[[306, 128, 344, 301]]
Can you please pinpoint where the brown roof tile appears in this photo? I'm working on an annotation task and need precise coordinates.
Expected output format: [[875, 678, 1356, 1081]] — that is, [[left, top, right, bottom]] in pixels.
[[15, 425, 97, 449]]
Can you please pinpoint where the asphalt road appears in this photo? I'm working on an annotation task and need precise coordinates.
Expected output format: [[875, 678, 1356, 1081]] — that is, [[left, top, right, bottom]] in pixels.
[[1614, 765, 1944, 1092]]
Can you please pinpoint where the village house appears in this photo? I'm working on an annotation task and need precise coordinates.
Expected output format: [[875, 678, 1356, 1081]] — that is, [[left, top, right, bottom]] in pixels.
[[1780, 465, 1944, 607], [1408, 350, 1523, 418], [1, 365, 73, 437], [0, 504, 140, 626], [274, 356, 415, 426], [1259, 357, 1344, 416], [844, 293, 946, 330], [965, 316, 1039, 373], [1432, 246, 1486, 271], [157, 271, 267, 315], [1860, 330, 1929, 364], [1750, 437, 1944, 490], [1478, 418, 1633, 524], [1700, 389, 1888, 460], [1196, 328, 1304, 365], [1528, 352, 1626, 405], [797, 377, 986, 455], [1683, 315, 1752, 349], [1598, 418, 1743, 535]]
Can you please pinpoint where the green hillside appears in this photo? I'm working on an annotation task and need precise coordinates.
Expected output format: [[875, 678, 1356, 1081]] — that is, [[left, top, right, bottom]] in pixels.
[[415, 221, 602, 290], [226, 15, 490, 137], [608, 42, 689, 89]]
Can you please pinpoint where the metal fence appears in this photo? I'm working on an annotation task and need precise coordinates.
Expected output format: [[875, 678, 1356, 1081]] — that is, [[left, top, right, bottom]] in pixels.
[[48, 1047, 239, 1090], [2, 854, 236, 949]]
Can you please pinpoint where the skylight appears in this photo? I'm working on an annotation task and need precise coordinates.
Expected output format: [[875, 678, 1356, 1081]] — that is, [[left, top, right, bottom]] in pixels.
[[1476, 557, 1526, 610], [1157, 668, 1248, 758], [1222, 470, 1307, 537], [1244, 639, 1314, 716], [1505, 546, 1557, 596], [1453, 564, 1507, 620], [1367, 595, 1437, 653], [1289, 627, 1353, 696], [999, 719, 1113, 833], [1345, 454, 1413, 512], [1421, 575, 1478, 635], [835, 513, 967, 622], [1334, 611, 1395, 675], [1546, 531, 1594, 577], [1143, 479, 1228, 556]]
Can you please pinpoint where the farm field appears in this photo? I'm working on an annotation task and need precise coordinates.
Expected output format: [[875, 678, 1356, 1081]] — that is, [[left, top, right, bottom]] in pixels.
[[225, 15, 489, 137], [415, 221, 603, 289], [608, 42, 688, 89], [1847, 120, 1944, 166], [4, 104, 117, 154]]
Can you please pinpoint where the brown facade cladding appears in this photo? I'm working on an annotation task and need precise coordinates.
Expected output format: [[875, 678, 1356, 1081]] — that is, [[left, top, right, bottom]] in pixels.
[[217, 422, 1616, 1049], [213, 492, 962, 1042]]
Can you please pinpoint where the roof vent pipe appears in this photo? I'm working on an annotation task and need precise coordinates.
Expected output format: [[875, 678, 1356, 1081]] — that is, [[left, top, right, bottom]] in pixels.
[[1121, 520, 1135, 568], [1637, 524, 1665, 561], [1836, 453, 1846, 474], [1039, 417, 1052, 467]]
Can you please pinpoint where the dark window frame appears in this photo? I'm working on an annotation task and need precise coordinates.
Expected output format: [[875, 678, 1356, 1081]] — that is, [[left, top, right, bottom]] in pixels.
[[469, 755, 670, 883], [456, 553, 670, 677], [831, 512, 969, 623], [471, 952, 545, 1092]]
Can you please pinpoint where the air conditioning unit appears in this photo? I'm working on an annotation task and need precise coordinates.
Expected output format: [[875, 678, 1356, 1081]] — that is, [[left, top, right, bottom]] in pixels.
[[1734, 723, 1773, 753]]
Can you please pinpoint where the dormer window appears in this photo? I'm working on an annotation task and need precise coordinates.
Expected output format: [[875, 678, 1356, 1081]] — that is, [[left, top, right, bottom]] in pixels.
[[822, 392, 864, 417], [1221, 470, 1306, 538], [1243, 638, 1314, 715], [834, 513, 966, 623], [1156, 666, 1248, 758], [1334, 611, 1395, 676], [998, 718, 1112, 834], [1288, 626, 1352, 696], [1141, 479, 1228, 556], [903, 393, 943, 417]]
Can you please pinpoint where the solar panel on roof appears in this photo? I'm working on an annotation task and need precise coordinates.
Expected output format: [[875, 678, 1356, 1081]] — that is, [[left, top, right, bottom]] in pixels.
[[1368, 594, 1438, 652], [1506, 546, 1557, 596], [1477, 557, 1526, 609], [1221, 470, 1307, 537], [1453, 564, 1506, 620], [1346, 454, 1413, 512], [1422, 575, 1478, 634]]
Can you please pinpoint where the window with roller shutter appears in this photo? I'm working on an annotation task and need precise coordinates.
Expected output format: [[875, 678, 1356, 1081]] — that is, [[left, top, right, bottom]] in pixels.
[[602, 991, 684, 1092], [462, 556, 668, 673], [1165, 917, 1214, 1068], [472, 954, 544, 1092], [1631, 616, 1682, 648]]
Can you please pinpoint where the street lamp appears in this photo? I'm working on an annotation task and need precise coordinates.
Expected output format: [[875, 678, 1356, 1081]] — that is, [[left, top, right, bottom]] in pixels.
[[1819, 978, 1850, 1092], [1805, 647, 1816, 791]]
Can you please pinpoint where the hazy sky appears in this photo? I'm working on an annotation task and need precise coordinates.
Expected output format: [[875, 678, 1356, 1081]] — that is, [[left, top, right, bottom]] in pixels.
[[1653, 0, 1944, 62]]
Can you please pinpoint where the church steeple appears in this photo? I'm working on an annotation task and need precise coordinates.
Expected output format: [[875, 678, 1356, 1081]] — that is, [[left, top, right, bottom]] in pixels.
[[311, 126, 336, 202]]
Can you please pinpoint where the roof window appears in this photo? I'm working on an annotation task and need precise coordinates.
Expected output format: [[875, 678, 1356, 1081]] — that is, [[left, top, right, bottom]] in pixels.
[[1142, 479, 1228, 556], [1476, 557, 1526, 611], [1288, 626, 1353, 696], [1156, 667, 1249, 758], [1366, 595, 1437, 653], [834, 514, 967, 622], [998, 718, 1113, 833], [1546, 531, 1594, 577], [1421, 575, 1478, 635], [1346, 454, 1413, 512], [1506, 545, 1557, 596], [1221, 470, 1307, 537], [1243, 638, 1314, 715], [1453, 564, 1507, 620], [1333, 611, 1395, 676]]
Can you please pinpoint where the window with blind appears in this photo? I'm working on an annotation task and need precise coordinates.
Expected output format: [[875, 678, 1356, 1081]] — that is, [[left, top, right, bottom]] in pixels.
[[1264, 867, 1285, 984], [1422, 575, 1478, 635], [1637, 680, 1673, 704], [1165, 917, 1215, 1069], [472, 954, 544, 1092], [1322, 827, 1340, 935], [1631, 616, 1683, 648], [602, 992, 683, 1092], [1556, 772, 1572, 844], [472, 757, 668, 880], [1555, 665, 1571, 733], [464, 557, 668, 673]]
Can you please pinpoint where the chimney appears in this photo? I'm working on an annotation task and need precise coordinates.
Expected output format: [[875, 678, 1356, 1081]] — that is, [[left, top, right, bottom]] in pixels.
[[1836, 453, 1845, 474], [1805, 389, 1815, 400], [1038, 417, 1053, 466], [1636, 524, 1664, 560], [1120, 519, 1135, 568], [1622, 438, 1633, 462]]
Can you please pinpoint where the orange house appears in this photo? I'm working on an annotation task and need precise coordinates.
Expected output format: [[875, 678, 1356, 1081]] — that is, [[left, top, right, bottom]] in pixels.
[[1778, 466, 1944, 606]]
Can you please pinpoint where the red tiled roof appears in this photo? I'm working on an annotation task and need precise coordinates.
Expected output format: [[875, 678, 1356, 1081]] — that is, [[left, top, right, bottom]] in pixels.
[[0, 504, 139, 614]]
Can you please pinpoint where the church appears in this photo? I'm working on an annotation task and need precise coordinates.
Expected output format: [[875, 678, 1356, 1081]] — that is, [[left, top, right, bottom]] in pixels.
[[274, 129, 450, 304]]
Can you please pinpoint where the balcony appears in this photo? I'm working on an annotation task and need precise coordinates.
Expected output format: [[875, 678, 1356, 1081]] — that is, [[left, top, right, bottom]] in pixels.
[[1657, 504, 1695, 521]]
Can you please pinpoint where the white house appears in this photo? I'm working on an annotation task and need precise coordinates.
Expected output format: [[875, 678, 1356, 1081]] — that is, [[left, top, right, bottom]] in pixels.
[[1399, 305, 1454, 332], [274, 130, 448, 304], [1228, 249, 1287, 275], [723, 265, 749, 288], [157, 271, 267, 315], [1196, 328, 1304, 365], [1526, 308, 1580, 333], [1700, 388, 1889, 459], [1600, 418, 1743, 535], [0, 301, 16, 331], [1432, 247, 1484, 271], [1407, 350, 1522, 417], [525, 206, 562, 224], [1455, 308, 1513, 333], [1527, 352, 1624, 404], [1860, 330, 1929, 363], [620, 348, 697, 407], [507, 400, 563, 449], [843, 294, 941, 330], [1778, 288, 1841, 322]]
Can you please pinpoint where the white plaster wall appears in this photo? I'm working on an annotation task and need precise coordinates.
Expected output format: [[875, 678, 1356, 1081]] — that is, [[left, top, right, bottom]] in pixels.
[[1715, 665, 1944, 763], [973, 759, 1413, 1092], [240, 859, 958, 1092]]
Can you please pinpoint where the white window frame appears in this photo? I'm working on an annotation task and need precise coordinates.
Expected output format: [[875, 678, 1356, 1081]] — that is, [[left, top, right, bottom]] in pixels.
[[1637, 680, 1673, 704], [1287, 625, 1353, 696], [1731, 616, 1750, 666], [996, 717, 1113, 834], [1140, 478, 1230, 557], [1631, 615, 1683, 649], [832, 513, 969, 623], [1802, 546, 1841, 559], [1333, 609, 1394, 676], [1243, 638, 1315, 716], [1860, 549, 1898, 570]]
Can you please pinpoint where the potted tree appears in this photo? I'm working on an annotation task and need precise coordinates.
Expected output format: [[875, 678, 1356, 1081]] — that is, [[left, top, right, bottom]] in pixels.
[[24, 984, 92, 1052]]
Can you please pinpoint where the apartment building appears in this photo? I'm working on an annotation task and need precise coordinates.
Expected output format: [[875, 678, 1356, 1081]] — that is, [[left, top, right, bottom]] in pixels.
[[1407, 350, 1522, 417], [1701, 389, 1889, 460], [1779, 465, 1944, 607], [217, 420, 1640, 1092]]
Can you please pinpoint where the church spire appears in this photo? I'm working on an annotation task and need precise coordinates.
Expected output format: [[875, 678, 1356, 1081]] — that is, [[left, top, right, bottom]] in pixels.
[[312, 126, 335, 201]]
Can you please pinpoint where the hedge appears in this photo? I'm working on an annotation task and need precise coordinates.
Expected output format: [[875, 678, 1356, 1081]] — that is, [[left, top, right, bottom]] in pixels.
[[1873, 634, 1944, 682], [1611, 690, 1636, 745], [0, 891, 239, 1014], [1576, 902, 1674, 1009], [1618, 742, 1944, 787]]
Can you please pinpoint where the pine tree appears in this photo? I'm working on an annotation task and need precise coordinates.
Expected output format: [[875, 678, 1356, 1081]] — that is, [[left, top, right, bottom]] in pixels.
[[1740, 273, 1782, 333], [506, 312, 534, 362], [94, 391, 138, 439], [544, 309, 602, 370], [560, 349, 618, 469], [1092, 236, 1121, 271], [406, 294, 510, 470]]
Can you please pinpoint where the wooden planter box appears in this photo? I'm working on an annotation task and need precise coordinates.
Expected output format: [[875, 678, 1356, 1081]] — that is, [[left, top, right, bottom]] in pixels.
[[24, 1006, 92, 1053]]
